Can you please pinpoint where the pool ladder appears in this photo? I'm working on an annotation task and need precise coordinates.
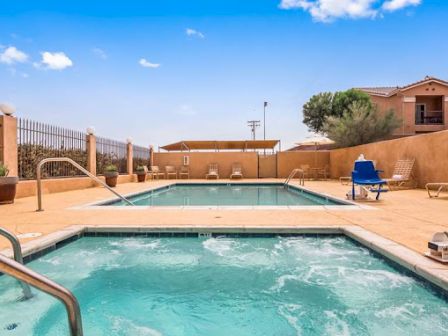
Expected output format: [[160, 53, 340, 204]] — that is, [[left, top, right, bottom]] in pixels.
[[0, 227, 83, 336], [36, 157, 134, 211], [284, 168, 305, 187]]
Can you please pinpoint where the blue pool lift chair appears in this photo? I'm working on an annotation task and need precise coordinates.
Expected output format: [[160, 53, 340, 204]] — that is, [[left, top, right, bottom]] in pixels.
[[351, 160, 388, 200]]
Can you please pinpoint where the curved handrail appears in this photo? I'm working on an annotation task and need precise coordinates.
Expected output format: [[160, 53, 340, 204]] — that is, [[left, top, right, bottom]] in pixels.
[[0, 227, 33, 299], [284, 168, 305, 187], [36, 157, 134, 211], [0, 254, 83, 336]]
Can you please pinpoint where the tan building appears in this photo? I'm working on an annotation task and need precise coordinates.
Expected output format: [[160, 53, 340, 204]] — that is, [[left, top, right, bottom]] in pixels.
[[358, 76, 448, 136]]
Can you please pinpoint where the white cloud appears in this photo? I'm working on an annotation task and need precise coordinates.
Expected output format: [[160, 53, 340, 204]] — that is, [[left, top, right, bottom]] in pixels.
[[36, 51, 73, 70], [382, 0, 421, 11], [92, 47, 107, 59], [139, 58, 160, 68], [186, 28, 205, 39], [279, 0, 422, 21], [0, 46, 28, 64], [177, 104, 197, 116]]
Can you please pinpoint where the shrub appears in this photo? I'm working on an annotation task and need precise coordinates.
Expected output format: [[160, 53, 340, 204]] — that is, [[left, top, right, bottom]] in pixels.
[[0, 163, 9, 177], [104, 164, 118, 173], [323, 101, 400, 148], [18, 144, 88, 179]]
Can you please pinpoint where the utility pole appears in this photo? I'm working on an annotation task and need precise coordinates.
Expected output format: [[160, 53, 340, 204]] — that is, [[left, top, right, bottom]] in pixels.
[[247, 120, 260, 141]]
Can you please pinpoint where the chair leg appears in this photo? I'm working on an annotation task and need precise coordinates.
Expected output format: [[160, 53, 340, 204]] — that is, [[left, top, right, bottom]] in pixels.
[[352, 182, 355, 201], [376, 184, 382, 200], [436, 186, 444, 197]]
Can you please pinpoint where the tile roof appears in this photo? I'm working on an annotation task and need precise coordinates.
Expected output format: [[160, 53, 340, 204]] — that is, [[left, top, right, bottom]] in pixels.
[[356, 87, 398, 96], [357, 76, 448, 97]]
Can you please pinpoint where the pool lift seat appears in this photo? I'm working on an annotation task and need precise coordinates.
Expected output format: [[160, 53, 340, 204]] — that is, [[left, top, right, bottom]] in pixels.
[[426, 232, 448, 263], [351, 160, 388, 200]]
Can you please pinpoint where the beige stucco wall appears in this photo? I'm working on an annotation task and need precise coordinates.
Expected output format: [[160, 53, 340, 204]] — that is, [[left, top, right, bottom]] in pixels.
[[258, 155, 277, 178], [153, 152, 259, 178], [277, 151, 330, 178], [154, 151, 331, 179], [16, 174, 135, 198], [370, 95, 406, 135], [330, 130, 448, 187]]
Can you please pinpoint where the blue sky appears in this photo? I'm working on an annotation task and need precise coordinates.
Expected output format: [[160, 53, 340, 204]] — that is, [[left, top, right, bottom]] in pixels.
[[0, 0, 446, 149]]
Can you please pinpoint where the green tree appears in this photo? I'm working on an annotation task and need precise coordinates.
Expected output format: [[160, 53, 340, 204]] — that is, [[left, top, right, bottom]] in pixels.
[[323, 101, 400, 148], [302, 92, 333, 133], [332, 89, 372, 118], [302, 89, 372, 133]]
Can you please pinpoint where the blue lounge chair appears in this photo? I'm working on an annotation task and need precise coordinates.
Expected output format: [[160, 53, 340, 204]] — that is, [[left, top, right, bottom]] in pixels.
[[351, 161, 387, 200]]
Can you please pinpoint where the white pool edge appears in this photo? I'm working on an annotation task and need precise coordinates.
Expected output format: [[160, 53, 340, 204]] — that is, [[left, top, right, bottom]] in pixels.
[[1, 224, 447, 293], [69, 182, 375, 211]]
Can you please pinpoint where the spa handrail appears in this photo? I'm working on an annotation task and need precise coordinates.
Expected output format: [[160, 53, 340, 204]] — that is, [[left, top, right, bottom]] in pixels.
[[284, 168, 305, 186], [36, 157, 134, 211], [0, 254, 84, 336], [0, 227, 33, 299]]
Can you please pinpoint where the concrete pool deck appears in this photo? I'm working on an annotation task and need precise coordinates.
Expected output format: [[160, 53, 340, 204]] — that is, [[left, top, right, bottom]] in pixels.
[[1, 179, 447, 261]]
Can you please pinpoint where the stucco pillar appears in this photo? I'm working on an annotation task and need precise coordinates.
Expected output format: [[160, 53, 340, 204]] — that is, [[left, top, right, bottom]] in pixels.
[[149, 145, 154, 167], [0, 115, 18, 176], [127, 142, 133, 174], [444, 96, 448, 127], [86, 133, 97, 175], [402, 96, 416, 135]]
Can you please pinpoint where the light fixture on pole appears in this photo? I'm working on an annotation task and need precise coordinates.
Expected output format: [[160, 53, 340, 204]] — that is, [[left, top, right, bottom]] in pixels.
[[263, 101, 268, 154], [86, 126, 95, 135], [0, 103, 16, 116], [263, 101, 268, 140]]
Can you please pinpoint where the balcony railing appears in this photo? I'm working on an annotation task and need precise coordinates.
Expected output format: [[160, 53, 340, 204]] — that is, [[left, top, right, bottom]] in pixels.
[[415, 111, 444, 125]]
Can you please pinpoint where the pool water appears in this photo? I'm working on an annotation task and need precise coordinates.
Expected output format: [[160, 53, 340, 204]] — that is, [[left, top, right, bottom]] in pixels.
[[104, 183, 347, 206], [0, 235, 447, 335]]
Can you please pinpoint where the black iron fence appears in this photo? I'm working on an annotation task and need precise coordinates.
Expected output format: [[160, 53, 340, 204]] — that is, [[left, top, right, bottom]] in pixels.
[[17, 118, 88, 180], [96, 136, 127, 175], [133, 145, 150, 171]]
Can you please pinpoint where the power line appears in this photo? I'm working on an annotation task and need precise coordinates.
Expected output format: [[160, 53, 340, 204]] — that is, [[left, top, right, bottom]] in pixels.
[[247, 120, 260, 140]]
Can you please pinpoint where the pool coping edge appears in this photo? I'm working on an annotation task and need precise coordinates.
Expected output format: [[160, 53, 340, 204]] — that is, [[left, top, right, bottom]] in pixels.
[[1, 224, 447, 292], [69, 181, 374, 211]]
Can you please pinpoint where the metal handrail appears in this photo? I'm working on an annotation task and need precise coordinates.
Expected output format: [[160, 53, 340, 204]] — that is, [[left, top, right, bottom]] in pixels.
[[0, 254, 83, 336], [0, 227, 33, 299], [284, 168, 305, 186], [36, 157, 134, 211]]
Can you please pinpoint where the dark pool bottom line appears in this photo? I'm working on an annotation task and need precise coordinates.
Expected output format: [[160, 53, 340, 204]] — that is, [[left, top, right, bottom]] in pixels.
[[20, 231, 345, 264]]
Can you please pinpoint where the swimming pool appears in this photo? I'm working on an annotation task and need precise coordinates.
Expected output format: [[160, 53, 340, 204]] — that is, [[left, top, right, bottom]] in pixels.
[[100, 183, 350, 207], [1, 234, 447, 335]]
